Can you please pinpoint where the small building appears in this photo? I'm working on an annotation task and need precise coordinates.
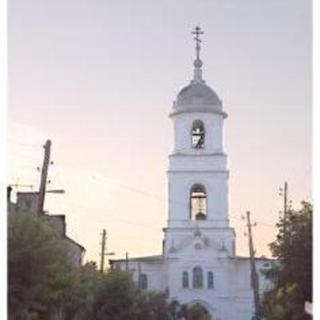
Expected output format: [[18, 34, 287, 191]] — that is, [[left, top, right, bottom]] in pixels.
[[8, 189, 85, 267], [110, 28, 273, 320]]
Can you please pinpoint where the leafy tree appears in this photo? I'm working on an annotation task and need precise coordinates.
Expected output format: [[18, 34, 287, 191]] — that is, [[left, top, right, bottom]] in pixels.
[[63, 262, 101, 320], [8, 212, 187, 320], [262, 201, 312, 320], [92, 269, 185, 320], [135, 291, 168, 320], [8, 212, 77, 320], [92, 270, 140, 320]]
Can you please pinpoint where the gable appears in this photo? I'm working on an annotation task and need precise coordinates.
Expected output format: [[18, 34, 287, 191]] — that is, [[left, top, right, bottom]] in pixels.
[[167, 229, 230, 259]]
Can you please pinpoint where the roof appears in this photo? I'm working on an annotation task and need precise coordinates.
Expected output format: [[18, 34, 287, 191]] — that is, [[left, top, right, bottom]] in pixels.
[[110, 254, 163, 264], [175, 81, 222, 108], [231, 255, 275, 261], [16, 191, 39, 195], [171, 80, 227, 118], [64, 235, 86, 251]]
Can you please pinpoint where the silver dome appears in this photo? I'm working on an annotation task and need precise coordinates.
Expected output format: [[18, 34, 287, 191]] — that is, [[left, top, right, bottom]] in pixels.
[[175, 81, 222, 108]]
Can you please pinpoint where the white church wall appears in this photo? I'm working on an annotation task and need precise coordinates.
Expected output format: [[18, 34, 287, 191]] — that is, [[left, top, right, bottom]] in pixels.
[[167, 171, 229, 224], [168, 154, 227, 171], [230, 259, 252, 293], [113, 259, 167, 292], [163, 227, 236, 257], [111, 255, 272, 320], [140, 262, 166, 291], [165, 255, 257, 320]]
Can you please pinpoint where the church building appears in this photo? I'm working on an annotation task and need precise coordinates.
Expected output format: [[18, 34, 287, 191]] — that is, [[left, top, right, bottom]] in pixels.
[[110, 27, 272, 320]]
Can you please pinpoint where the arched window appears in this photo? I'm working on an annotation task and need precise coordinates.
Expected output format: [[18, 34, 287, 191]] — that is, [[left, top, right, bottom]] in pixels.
[[193, 266, 203, 288], [207, 272, 214, 289], [192, 120, 205, 149], [190, 184, 207, 220], [182, 271, 189, 288], [139, 274, 148, 289]]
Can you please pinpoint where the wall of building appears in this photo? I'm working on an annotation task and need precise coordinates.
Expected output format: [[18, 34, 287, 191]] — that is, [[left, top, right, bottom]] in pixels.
[[113, 254, 273, 320], [167, 170, 229, 225], [64, 237, 84, 267], [15, 192, 40, 214]]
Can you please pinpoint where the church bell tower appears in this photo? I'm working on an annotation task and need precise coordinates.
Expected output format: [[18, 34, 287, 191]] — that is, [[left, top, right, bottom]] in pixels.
[[164, 26, 235, 257]]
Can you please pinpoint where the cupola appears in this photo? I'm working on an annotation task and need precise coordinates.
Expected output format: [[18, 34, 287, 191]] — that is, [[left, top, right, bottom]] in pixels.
[[172, 26, 226, 118]]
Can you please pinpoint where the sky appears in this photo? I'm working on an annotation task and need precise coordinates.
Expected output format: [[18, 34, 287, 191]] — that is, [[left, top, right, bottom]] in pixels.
[[8, 0, 312, 263]]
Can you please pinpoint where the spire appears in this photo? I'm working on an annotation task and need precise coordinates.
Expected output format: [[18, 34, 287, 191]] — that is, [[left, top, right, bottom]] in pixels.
[[191, 26, 204, 82]]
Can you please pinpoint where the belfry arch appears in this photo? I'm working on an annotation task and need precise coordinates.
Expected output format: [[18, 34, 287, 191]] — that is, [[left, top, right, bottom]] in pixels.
[[190, 184, 207, 220], [191, 120, 205, 149]]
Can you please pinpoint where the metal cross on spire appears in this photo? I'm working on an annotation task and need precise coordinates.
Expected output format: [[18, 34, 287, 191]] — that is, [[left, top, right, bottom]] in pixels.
[[192, 26, 204, 61]]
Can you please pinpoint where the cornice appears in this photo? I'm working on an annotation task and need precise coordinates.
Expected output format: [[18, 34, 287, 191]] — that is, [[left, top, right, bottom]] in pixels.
[[169, 152, 227, 157], [169, 106, 228, 118]]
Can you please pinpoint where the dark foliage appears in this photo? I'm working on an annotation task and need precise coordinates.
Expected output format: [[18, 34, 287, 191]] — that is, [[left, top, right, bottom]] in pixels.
[[262, 202, 312, 320], [8, 212, 77, 319]]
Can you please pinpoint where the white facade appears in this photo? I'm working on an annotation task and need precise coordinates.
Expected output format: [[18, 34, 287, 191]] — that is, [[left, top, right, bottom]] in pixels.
[[110, 32, 272, 320]]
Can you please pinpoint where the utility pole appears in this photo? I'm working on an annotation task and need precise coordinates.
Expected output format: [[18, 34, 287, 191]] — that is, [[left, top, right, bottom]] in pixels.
[[100, 229, 107, 273], [279, 181, 289, 232], [245, 211, 262, 320], [125, 252, 129, 272], [99, 229, 115, 273], [37, 139, 51, 215]]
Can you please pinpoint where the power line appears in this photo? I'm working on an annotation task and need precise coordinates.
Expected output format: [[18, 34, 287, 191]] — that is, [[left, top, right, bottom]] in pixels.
[[90, 172, 278, 228], [52, 169, 164, 232], [12, 141, 280, 230], [47, 156, 304, 229], [60, 167, 310, 230], [51, 174, 163, 244]]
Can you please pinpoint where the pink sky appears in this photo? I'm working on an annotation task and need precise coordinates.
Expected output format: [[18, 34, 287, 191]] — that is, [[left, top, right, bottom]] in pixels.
[[8, 0, 312, 263]]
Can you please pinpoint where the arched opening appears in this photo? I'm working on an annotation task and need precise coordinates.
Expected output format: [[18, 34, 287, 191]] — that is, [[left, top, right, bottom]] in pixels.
[[182, 271, 189, 288], [190, 184, 207, 220], [187, 303, 211, 320], [192, 120, 205, 149], [193, 266, 203, 288]]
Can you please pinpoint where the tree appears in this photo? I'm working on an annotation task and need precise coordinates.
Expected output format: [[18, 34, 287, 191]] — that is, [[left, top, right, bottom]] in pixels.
[[63, 262, 101, 320], [262, 201, 312, 320], [8, 212, 77, 320], [92, 269, 185, 320], [8, 212, 186, 320], [92, 270, 141, 320]]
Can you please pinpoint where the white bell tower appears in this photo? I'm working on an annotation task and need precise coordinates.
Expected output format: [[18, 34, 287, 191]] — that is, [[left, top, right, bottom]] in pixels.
[[164, 26, 235, 256]]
